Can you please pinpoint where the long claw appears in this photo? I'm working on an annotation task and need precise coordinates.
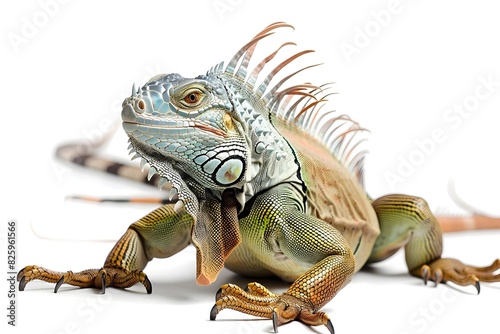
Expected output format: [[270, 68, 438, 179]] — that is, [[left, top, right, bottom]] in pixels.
[[144, 275, 152, 294], [210, 304, 218, 321], [215, 287, 222, 301], [272, 310, 278, 333], [422, 266, 429, 285], [101, 271, 106, 294], [434, 269, 443, 287], [54, 276, 65, 293], [19, 276, 26, 291], [475, 281, 481, 295], [326, 318, 335, 334]]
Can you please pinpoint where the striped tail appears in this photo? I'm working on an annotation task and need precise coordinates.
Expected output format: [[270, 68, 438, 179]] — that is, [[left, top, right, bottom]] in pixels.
[[437, 214, 500, 233], [55, 141, 177, 204]]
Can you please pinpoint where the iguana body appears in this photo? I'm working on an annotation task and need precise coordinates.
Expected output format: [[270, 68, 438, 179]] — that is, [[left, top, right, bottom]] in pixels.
[[18, 23, 500, 333]]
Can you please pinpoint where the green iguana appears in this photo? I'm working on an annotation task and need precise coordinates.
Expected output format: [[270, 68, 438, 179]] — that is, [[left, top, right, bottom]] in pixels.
[[18, 22, 500, 333]]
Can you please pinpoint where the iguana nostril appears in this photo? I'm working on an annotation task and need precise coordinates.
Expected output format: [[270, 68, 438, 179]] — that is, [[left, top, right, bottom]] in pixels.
[[136, 99, 146, 112]]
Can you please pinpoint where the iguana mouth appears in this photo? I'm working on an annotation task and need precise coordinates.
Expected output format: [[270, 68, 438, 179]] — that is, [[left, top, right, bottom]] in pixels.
[[122, 120, 226, 138], [191, 123, 226, 137]]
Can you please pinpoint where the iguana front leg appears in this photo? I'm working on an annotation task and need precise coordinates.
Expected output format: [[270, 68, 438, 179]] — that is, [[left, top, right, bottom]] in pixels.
[[368, 194, 500, 291], [211, 184, 354, 333], [18, 204, 193, 293]]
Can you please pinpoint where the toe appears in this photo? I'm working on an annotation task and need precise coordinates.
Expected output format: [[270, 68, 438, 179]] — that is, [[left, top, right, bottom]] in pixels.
[[412, 257, 495, 291], [299, 310, 335, 334], [211, 282, 335, 334]]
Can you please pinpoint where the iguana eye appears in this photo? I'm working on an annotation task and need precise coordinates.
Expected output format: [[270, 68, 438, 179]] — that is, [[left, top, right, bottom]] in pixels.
[[185, 92, 200, 104], [169, 82, 212, 116], [180, 89, 205, 107]]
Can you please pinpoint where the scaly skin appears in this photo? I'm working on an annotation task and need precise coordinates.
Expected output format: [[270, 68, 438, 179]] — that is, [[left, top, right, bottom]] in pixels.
[[370, 194, 499, 289], [18, 22, 500, 333]]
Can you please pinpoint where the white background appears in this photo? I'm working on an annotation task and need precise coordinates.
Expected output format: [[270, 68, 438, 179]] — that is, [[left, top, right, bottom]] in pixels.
[[1, 0, 499, 334]]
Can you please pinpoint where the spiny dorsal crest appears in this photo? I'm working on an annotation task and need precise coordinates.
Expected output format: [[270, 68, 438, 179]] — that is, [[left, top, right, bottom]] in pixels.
[[208, 22, 368, 186]]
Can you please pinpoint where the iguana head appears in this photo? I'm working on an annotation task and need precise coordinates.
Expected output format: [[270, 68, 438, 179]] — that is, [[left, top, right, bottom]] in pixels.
[[122, 73, 248, 192], [122, 23, 316, 204]]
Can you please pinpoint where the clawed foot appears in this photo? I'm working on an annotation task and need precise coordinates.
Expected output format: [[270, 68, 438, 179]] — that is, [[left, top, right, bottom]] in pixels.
[[411, 258, 500, 293], [210, 282, 334, 334], [18, 265, 152, 294]]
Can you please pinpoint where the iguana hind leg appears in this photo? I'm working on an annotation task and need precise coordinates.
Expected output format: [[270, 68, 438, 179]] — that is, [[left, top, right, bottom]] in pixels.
[[211, 185, 354, 333], [18, 204, 193, 293], [368, 194, 500, 291]]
